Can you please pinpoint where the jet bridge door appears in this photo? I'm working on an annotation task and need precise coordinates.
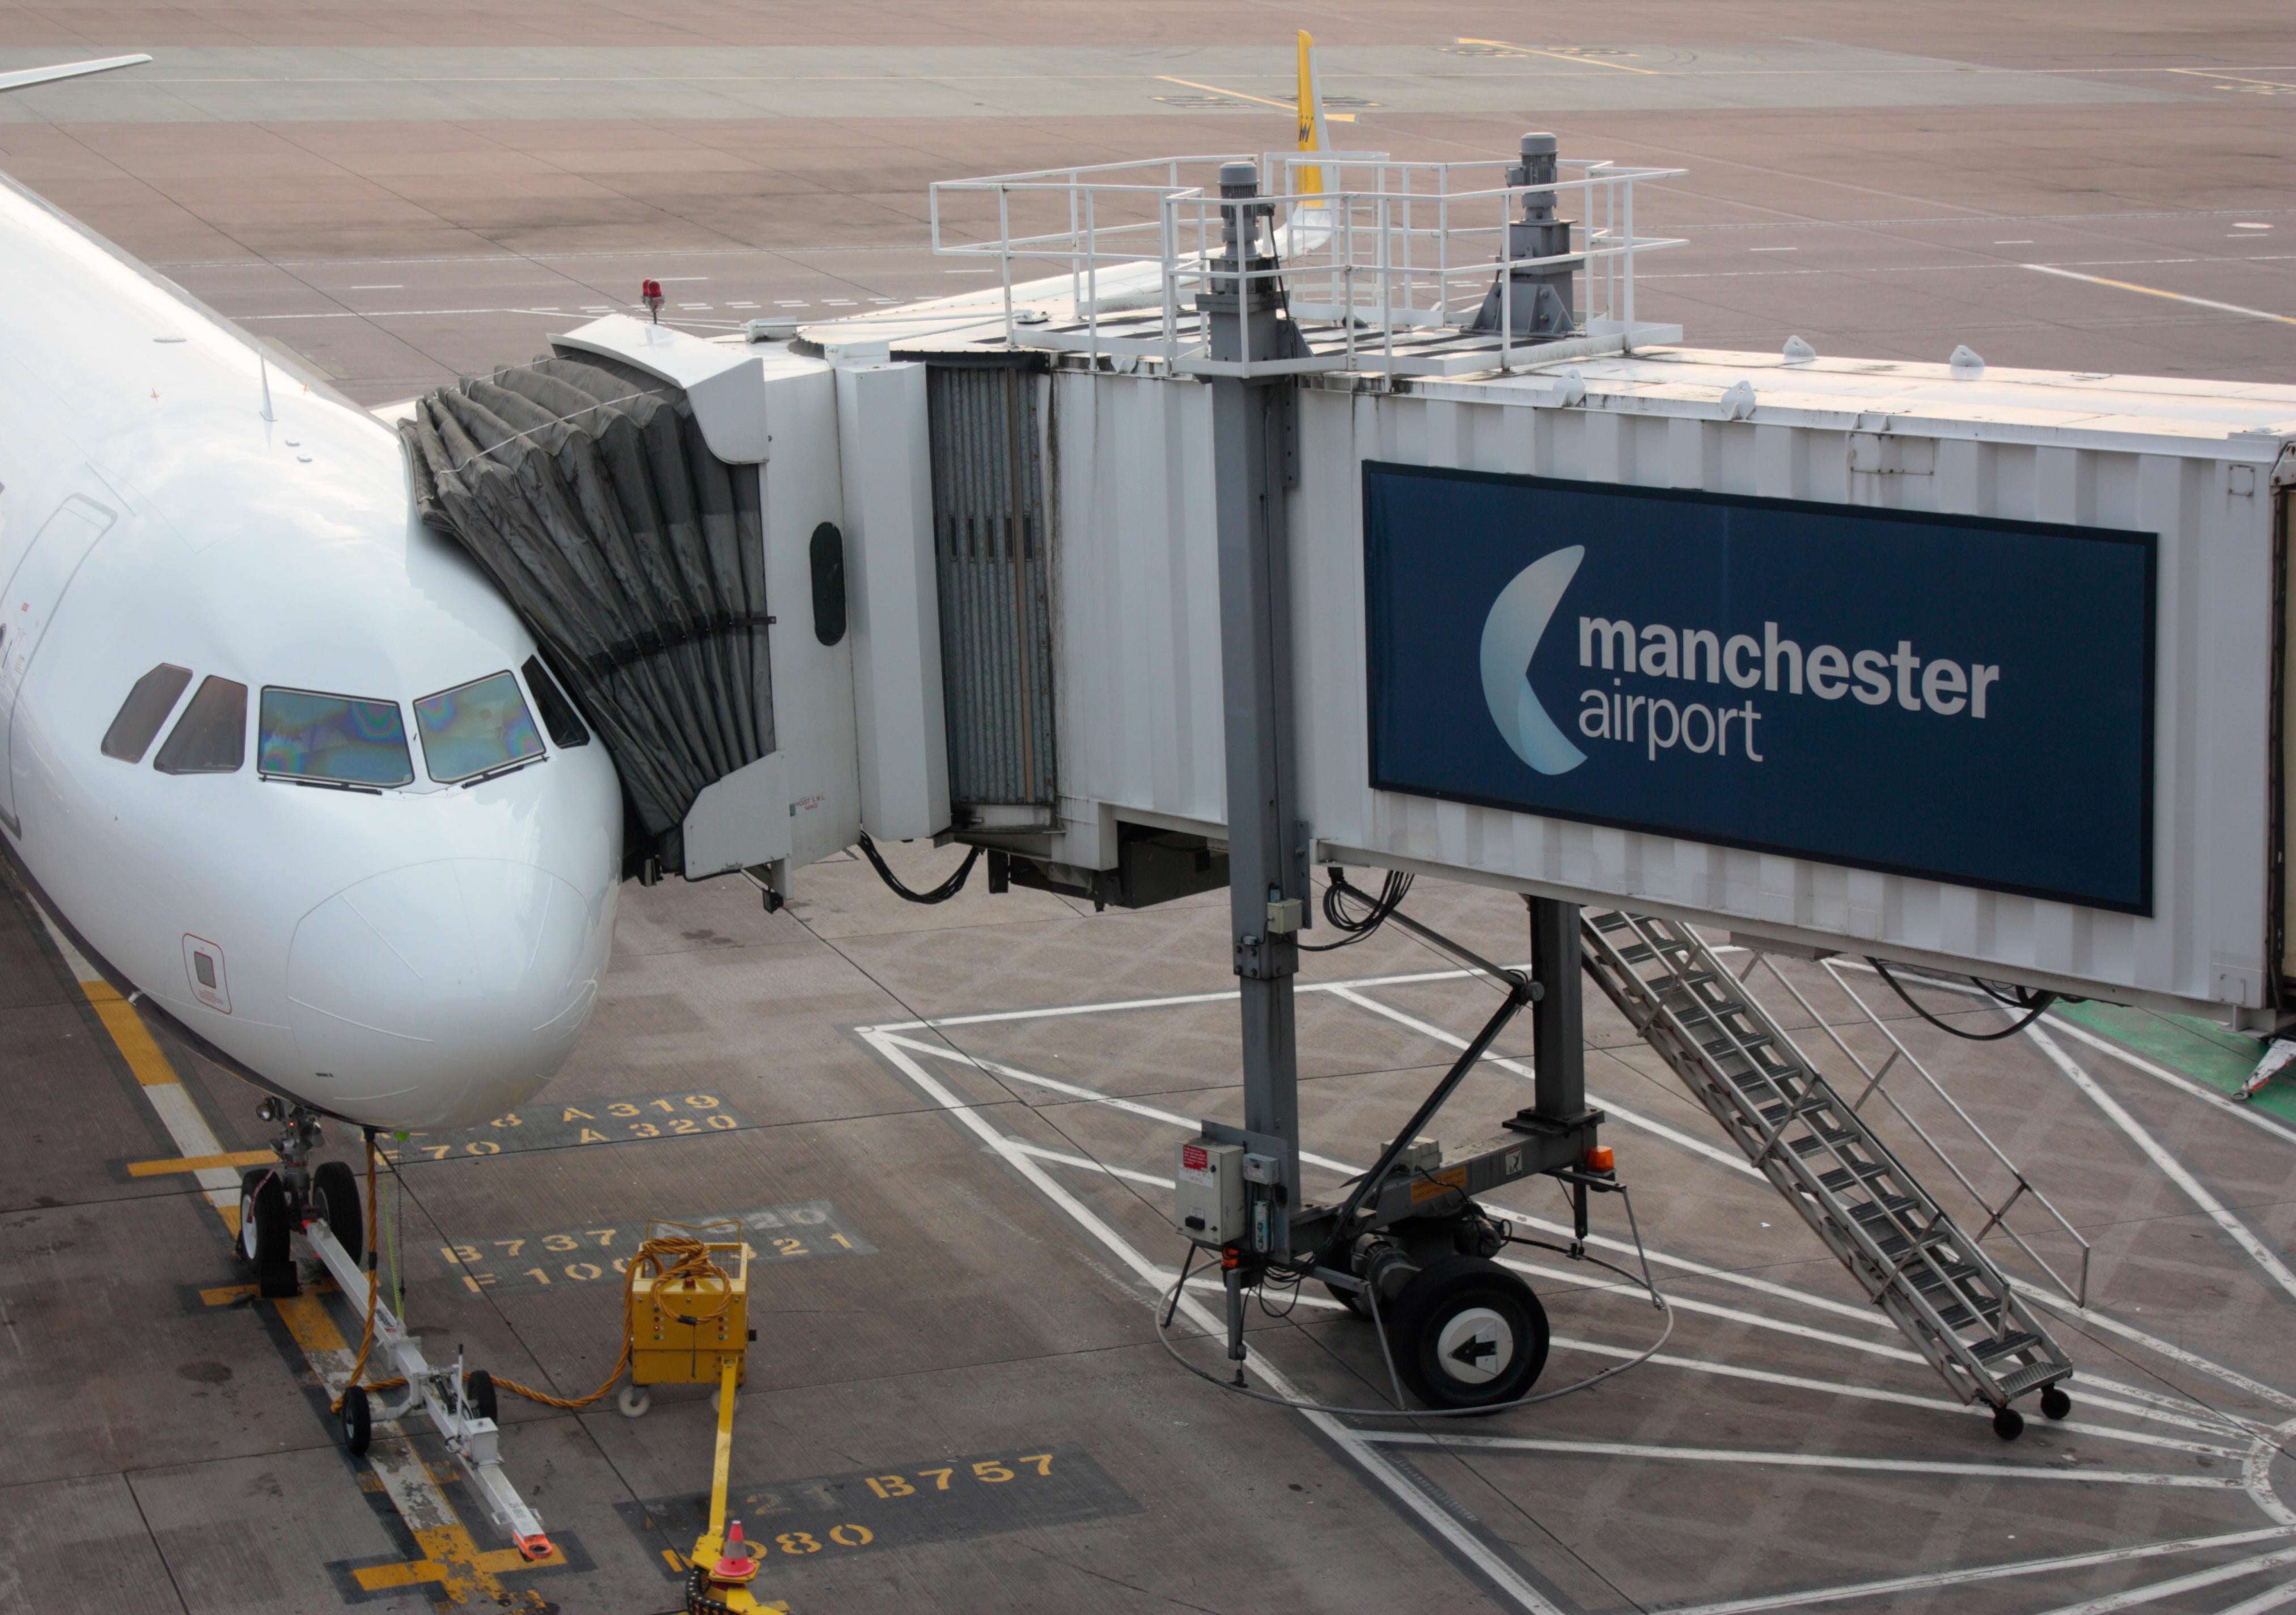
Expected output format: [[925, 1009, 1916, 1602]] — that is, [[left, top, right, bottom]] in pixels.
[[926, 361, 1057, 830]]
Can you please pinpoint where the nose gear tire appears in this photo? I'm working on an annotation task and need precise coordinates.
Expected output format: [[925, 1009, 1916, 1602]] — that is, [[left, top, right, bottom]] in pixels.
[[310, 1160, 362, 1257], [239, 1170, 298, 1298]]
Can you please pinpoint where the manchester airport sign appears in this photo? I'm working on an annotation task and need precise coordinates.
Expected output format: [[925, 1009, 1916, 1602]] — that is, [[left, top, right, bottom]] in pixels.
[[1362, 463, 2157, 915]]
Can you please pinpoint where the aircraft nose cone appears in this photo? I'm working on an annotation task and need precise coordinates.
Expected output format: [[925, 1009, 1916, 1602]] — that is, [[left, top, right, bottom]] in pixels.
[[288, 859, 609, 1130]]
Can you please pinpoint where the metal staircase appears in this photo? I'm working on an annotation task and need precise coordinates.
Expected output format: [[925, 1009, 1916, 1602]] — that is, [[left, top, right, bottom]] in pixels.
[[1582, 910, 2072, 1424]]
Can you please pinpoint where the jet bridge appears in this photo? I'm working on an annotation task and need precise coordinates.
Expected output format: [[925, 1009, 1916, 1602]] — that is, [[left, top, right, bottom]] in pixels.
[[408, 137, 2294, 1427]]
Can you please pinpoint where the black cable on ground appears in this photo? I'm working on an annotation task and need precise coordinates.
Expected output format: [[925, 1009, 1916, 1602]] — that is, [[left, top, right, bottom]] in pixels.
[[1869, 956, 2057, 1041], [857, 832, 980, 904], [1299, 866, 1413, 952]]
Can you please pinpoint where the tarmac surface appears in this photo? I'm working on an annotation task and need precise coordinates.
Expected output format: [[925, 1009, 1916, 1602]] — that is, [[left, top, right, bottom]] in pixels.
[[1, 2, 2294, 1612]]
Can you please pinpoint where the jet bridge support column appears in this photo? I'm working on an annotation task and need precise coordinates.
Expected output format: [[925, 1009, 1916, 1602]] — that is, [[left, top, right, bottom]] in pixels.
[[1206, 161, 1306, 1267]]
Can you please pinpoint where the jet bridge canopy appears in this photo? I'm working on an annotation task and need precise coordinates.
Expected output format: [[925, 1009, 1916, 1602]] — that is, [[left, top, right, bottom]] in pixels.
[[400, 352, 775, 875]]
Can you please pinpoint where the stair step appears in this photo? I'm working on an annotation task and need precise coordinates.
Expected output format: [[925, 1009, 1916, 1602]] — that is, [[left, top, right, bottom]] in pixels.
[[1874, 1228, 1952, 1263], [1593, 912, 1631, 932], [1787, 1127, 1859, 1156], [1906, 1258, 1983, 1292], [1818, 1160, 1894, 1193], [1931, 1297, 2006, 1331], [1848, 1194, 1921, 1227], [1996, 1361, 2069, 1399], [1972, 1330, 2041, 1364]]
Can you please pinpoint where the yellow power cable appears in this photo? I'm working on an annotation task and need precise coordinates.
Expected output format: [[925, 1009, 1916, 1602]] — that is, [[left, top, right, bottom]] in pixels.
[[332, 1176, 731, 1415]]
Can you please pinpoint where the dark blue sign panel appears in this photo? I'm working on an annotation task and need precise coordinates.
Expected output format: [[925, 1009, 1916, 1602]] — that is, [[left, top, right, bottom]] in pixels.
[[1363, 463, 2155, 914]]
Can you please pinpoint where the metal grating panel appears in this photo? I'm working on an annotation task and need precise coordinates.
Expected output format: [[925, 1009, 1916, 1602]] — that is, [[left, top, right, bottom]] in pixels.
[[927, 363, 1057, 808]]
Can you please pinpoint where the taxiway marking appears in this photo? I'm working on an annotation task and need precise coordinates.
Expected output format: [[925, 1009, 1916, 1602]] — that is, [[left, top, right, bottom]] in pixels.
[[272, 1287, 564, 1606], [2023, 262, 2296, 325], [862, 1029, 1568, 1615], [1663, 1526, 2296, 1615], [2024, 1021, 2296, 1307], [2027, 1544, 2296, 1615], [883, 1028, 2252, 1440], [1454, 38, 1662, 74], [1359, 1431, 2247, 1489], [128, 1148, 274, 1176], [20, 887, 560, 1608]]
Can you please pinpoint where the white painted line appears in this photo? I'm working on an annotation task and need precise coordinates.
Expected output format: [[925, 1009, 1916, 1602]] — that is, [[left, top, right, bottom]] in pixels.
[[1531, 1335, 2242, 1458], [884, 1030, 2246, 1439], [27, 895, 240, 1218], [2025, 1022, 2296, 1307], [861, 1031, 1566, 1614], [1006, 1127, 2234, 1454], [1325, 983, 1763, 1178], [2218, 1579, 2296, 1615], [2026, 1287, 2296, 1420], [2039, 1013, 2296, 1145], [2023, 263, 2296, 325], [2024, 1546, 2296, 1615], [1661, 1528, 2296, 1615], [1359, 1432, 2246, 1489], [1004, 1140, 1176, 1189], [859, 961, 1497, 1034]]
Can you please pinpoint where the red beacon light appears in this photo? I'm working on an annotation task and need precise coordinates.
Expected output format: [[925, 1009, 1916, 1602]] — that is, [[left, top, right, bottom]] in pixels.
[[641, 278, 664, 323]]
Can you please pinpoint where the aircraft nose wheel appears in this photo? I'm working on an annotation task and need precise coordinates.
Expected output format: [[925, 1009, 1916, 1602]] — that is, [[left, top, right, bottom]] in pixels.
[[1386, 1256, 1551, 1410], [238, 1169, 298, 1299]]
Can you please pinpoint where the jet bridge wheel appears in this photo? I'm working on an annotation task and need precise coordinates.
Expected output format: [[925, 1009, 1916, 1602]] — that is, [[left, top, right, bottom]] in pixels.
[[239, 1169, 298, 1299], [1386, 1256, 1550, 1410], [310, 1161, 362, 1257]]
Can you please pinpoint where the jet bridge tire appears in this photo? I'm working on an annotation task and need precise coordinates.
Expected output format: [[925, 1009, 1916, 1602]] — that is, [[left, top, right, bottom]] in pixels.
[[1387, 1256, 1549, 1410], [311, 1161, 362, 1258], [340, 1384, 372, 1456]]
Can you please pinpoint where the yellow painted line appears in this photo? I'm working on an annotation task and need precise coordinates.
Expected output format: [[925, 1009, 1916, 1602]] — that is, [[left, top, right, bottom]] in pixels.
[[273, 1290, 543, 1606], [14, 883, 551, 1606], [129, 1149, 274, 1177], [83, 983, 181, 1086], [353, 1542, 567, 1592], [1156, 75, 1303, 113], [1454, 37, 1661, 74], [2022, 263, 2296, 326]]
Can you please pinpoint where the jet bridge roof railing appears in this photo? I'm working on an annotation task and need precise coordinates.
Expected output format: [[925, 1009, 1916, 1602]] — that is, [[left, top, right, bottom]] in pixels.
[[926, 150, 1686, 377]]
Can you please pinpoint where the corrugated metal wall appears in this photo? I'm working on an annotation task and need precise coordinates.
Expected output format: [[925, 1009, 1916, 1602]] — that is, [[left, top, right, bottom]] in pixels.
[[926, 363, 1057, 809], [1037, 362, 2284, 1019]]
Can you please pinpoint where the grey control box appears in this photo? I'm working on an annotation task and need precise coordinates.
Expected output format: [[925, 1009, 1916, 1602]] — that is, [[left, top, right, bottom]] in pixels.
[[1173, 1139, 1246, 1245]]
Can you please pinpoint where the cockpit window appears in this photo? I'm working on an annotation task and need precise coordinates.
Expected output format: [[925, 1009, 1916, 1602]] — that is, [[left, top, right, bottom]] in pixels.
[[152, 676, 248, 775], [102, 663, 193, 763], [414, 670, 545, 783], [522, 656, 589, 749], [257, 688, 413, 787]]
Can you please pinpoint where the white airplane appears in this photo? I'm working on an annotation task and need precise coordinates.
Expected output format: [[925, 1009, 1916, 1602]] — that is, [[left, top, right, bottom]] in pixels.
[[0, 59, 622, 1206]]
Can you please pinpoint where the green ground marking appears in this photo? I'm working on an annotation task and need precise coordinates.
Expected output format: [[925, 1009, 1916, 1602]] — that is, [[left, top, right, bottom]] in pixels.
[[2051, 999, 2296, 1128]]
